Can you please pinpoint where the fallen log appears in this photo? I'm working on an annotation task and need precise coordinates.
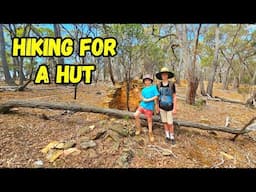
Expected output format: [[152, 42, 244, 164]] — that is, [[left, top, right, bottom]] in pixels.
[[0, 99, 251, 135], [231, 117, 256, 141], [0, 79, 32, 92], [208, 96, 245, 105]]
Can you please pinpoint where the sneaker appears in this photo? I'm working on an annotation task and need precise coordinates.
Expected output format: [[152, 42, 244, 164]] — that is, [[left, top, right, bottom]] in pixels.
[[149, 132, 154, 142], [165, 137, 170, 143], [170, 138, 176, 145]]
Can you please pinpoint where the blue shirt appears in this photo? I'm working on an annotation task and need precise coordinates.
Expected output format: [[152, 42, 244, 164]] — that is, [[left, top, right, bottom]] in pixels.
[[140, 85, 160, 111]]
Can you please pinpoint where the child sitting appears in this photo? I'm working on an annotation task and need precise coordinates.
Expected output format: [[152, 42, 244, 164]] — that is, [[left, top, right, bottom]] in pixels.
[[134, 74, 159, 142]]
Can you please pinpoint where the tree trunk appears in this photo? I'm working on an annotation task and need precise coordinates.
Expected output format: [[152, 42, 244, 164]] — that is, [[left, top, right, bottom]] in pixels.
[[54, 24, 64, 65], [246, 91, 256, 108], [18, 57, 26, 85], [185, 24, 201, 105], [186, 78, 199, 104], [0, 24, 15, 85], [199, 74, 206, 96], [222, 66, 231, 90], [103, 24, 115, 85], [0, 99, 251, 135], [251, 70, 256, 85], [12, 57, 18, 80], [206, 24, 220, 97], [232, 76, 239, 90]]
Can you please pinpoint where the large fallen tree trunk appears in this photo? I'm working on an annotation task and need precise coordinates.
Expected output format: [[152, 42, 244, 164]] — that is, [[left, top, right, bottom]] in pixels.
[[0, 99, 252, 135], [212, 96, 245, 105]]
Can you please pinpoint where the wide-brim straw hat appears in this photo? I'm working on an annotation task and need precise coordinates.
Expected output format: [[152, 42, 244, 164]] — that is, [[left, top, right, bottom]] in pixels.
[[156, 67, 174, 80], [142, 74, 153, 82]]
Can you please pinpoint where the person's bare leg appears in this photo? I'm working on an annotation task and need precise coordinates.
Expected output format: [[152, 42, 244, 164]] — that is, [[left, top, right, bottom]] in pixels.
[[148, 117, 154, 142], [168, 124, 175, 144], [168, 124, 174, 135], [134, 111, 141, 135], [164, 123, 170, 139]]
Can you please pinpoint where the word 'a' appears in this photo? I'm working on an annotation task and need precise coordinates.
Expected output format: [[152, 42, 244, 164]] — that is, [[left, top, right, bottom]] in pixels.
[[34, 64, 96, 84]]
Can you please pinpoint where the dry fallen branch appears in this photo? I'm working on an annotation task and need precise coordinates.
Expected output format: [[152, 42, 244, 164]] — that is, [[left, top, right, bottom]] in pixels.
[[0, 99, 252, 136], [147, 145, 177, 158], [232, 117, 256, 141], [212, 156, 225, 168]]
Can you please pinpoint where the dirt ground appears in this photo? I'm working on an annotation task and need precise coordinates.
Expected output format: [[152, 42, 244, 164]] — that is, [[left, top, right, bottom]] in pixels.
[[0, 82, 256, 168]]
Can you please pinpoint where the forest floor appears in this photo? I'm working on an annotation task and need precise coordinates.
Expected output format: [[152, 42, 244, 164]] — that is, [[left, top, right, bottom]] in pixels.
[[0, 81, 256, 168]]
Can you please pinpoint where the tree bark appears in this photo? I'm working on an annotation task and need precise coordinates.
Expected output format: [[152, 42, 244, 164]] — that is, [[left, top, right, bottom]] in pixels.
[[0, 24, 15, 85], [18, 57, 26, 85], [0, 99, 250, 135], [185, 24, 201, 104], [232, 76, 239, 90], [206, 24, 220, 96], [222, 65, 231, 90], [103, 24, 115, 85], [199, 79, 206, 96], [54, 24, 64, 65]]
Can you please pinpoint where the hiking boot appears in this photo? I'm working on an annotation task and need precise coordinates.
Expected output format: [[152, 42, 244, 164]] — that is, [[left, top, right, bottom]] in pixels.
[[170, 138, 176, 145], [165, 137, 170, 143], [135, 128, 141, 135], [149, 132, 154, 142]]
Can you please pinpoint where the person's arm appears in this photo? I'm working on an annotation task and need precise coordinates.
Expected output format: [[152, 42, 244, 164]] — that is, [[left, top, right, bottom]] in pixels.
[[172, 93, 177, 114], [172, 83, 177, 114], [155, 97, 160, 114], [143, 96, 158, 102]]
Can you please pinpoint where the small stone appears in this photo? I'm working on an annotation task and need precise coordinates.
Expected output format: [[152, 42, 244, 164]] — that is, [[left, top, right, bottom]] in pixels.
[[87, 149, 98, 158], [80, 140, 97, 149], [63, 148, 81, 157], [110, 118, 116, 121], [89, 125, 95, 130], [33, 160, 44, 168], [41, 141, 59, 154], [92, 129, 107, 140], [80, 136, 90, 143], [46, 149, 63, 162], [55, 140, 76, 149], [105, 131, 120, 142], [135, 137, 145, 146], [117, 149, 134, 168], [110, 125, 129, 137], [77, 126, 92, 136]]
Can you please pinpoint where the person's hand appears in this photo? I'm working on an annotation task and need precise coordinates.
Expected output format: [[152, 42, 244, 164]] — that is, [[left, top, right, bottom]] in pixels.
[[172, 108, 177, 115]]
